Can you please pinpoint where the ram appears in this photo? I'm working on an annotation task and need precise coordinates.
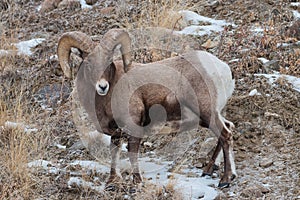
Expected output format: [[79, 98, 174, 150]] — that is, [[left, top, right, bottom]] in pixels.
[[57, 29, 236, 190]]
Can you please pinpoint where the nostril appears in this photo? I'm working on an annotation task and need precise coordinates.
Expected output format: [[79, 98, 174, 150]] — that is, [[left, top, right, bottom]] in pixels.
[[98, 84, 107, 91]]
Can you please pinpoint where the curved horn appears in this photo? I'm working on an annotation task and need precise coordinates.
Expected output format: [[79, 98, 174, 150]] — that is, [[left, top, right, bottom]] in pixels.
[[100, 29, 132, 72], [57, 31, 96, 78]]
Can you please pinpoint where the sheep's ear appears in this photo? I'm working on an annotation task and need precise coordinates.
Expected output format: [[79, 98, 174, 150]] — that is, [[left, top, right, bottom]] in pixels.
[[78, 49, 90, 60]]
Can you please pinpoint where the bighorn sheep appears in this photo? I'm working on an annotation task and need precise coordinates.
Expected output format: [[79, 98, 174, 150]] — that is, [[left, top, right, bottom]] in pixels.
[[57, 29, 236, 189]]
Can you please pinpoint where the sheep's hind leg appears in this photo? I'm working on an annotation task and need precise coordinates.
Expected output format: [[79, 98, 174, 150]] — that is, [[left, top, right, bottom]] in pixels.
[[202, 138, 222, 176], [128, 135, 142, 193], [218, 130, 236, 188], [105, 134, 122, 191]]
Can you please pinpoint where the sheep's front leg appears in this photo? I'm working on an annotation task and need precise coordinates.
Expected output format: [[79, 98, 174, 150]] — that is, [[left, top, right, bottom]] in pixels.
[[106, 135, 122, 191], [128, 135, 142, 184]]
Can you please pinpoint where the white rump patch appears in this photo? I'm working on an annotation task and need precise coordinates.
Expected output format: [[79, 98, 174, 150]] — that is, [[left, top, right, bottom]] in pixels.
[[196, 51, 235, 112]]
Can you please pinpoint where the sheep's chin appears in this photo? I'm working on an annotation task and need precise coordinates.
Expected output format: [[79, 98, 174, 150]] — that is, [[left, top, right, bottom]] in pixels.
[[97, 90, 108, 96]]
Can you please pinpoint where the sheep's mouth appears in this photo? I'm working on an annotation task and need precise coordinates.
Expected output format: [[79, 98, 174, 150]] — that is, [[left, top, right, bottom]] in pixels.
[[96, 79, 110, 96]]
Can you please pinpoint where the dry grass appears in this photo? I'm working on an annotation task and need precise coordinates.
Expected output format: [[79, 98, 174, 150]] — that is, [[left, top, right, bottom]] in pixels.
[[0, 31, 48, 199], [117, 0, 190, 30]]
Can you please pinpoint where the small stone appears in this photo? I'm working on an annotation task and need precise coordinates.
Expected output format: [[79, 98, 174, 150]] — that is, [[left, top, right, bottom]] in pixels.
[[40, 0, 62, 13], [195, 163, 203, 169], [167, 174, 174, 179], [241, 186, 263, 198], [259, 159, 273, 168], [214, 192, 227, 200], [263, 60, 280, 71], [260, 186, 270, 194], [100, 7, 115, 15], [58, 0, 81, 10], [286, 20, 300, 40], [85, 0, 97, 5], [197, 192, 205, 199], [186, 171, 198, 178], [201, 39, 219, 49]]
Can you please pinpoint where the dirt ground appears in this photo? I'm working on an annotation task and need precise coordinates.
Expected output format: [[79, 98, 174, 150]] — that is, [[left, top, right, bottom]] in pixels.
[[0, 0, 299, 199]]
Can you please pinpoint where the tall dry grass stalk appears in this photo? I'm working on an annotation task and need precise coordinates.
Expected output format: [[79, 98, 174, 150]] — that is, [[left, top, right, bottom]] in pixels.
[[0, 99, 33, 199], [117, 0, 192, 30], [0, 38, 48, 200], [115, 0, 197, 64]]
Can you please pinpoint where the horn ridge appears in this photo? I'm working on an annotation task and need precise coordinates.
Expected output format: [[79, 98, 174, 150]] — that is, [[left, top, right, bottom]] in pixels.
[[57, 31, 96, 78]]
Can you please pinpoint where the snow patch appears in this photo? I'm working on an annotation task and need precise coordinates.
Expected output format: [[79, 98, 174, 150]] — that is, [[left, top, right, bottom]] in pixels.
[[4, 121, 38, 133], [251, 27, 265, 33], [13, 38, 45, 56], [70, 160, 110, 173], [79, 0, 92, 9], [29, 156, 219, 199], [255, 73, 300, 92], [121, 143, 128, 152], [258, 57, 269, 64], [228, 58, 240, 63], [292, 10, 300, 19], [71, 157, 219, 200], [277, 41, 300, 48], [68, 177, 105, 191], [291, 2, 300, 7], [176, 10, 232, 36], [249, 89, 261, 96], [55, 143, 67, 150], [28, 159, 53, 169], [36, 5, 41, 12]]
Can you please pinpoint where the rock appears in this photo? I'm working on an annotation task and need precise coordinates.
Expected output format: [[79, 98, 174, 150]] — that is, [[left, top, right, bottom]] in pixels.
[[263, 60, 280, 72], [85, 0, 98, 5], [260, 186, 270, 194], [197, 192, 205, 199], [208, 0, 219, 9], [214, 192, 227, 200], [194, 163, 203, 169], [40, 0, 62, 13], [259, 159, 273, 168], [58, 0, 81, 10], [186, 171, 198, 178], [100, 7, 115, 15], [241, 184, 269, 198], [33, 83, 71, 110], [286, 20, 300, 40], [201, 39, 219, 49]]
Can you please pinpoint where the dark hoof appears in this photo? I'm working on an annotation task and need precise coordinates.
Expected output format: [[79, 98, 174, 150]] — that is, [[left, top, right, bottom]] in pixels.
[[218, 182, 230, 188], [212, 164, 219, 170], [202, 164, 219, 177], [201, 172, 212, 177], [105, 184, 117, 191], [231, 174, 236, 181]]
